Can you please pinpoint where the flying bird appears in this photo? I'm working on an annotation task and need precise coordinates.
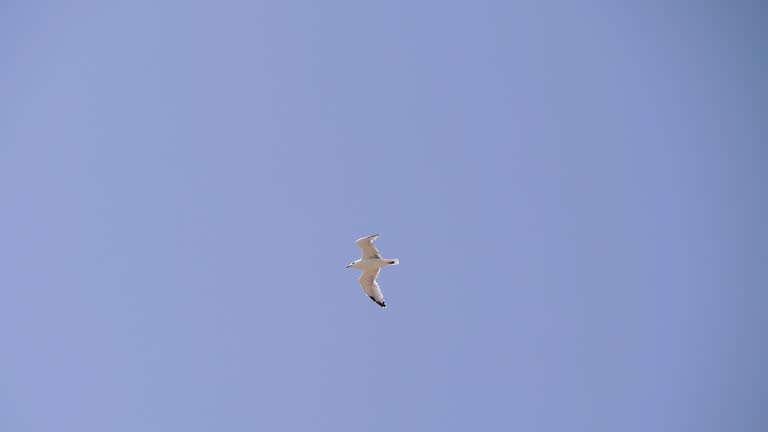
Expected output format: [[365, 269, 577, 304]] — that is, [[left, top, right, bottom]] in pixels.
[[346, 234, 399, 307]]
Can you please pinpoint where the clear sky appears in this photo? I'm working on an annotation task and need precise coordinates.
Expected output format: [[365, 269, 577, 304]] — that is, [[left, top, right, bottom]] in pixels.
[[1, 1, 765, 431]]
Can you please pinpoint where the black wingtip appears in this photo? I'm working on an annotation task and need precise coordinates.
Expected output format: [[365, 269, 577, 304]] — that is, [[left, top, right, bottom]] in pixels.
[[368, 296, 387, 308]]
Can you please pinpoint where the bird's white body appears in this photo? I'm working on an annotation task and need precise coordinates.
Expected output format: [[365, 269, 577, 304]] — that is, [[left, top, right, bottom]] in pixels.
[[349, 257, 399, 271], [347, 234, 399, 308]]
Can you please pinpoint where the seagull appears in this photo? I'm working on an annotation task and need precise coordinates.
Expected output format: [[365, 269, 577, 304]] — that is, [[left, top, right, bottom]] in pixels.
[[346, 234, 399, 308]]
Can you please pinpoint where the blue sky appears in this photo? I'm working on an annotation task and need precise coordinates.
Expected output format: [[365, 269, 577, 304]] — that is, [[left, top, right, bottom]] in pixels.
[[1, 1, 765, 431]]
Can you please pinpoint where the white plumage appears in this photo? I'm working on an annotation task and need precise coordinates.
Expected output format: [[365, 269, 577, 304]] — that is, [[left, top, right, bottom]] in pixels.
[[346, 234, 399, 308]]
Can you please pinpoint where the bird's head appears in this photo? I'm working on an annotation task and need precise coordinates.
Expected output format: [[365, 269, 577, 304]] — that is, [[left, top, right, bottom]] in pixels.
[[346, 260, 358, 269]]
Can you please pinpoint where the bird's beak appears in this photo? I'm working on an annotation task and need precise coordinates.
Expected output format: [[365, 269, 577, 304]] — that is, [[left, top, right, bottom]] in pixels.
[[345, 264, 351, 268]]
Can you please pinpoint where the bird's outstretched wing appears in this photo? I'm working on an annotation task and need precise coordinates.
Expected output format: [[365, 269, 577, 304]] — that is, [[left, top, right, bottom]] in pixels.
[[359, 268, 386, 307], [355, 234, 382, 259]]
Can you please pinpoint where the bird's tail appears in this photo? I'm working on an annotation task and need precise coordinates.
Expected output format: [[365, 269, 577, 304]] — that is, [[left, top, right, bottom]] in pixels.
[[388, 259, 400, 266]]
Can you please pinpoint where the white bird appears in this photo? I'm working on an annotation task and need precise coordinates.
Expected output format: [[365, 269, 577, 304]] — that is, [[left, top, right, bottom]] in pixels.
[[346, 234, 399, 307]]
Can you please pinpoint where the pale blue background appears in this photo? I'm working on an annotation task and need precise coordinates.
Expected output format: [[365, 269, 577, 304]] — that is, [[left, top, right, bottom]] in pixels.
[[1, 1, 765, 431]]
